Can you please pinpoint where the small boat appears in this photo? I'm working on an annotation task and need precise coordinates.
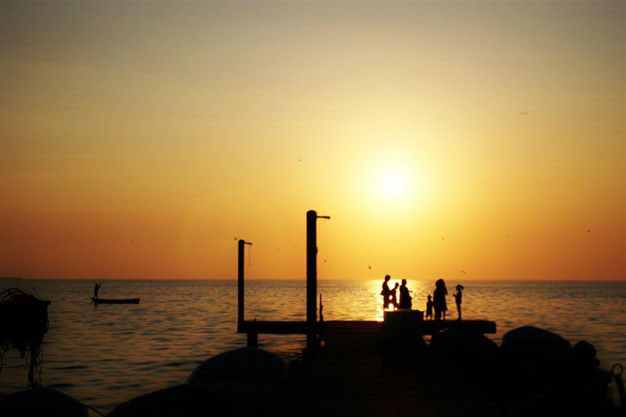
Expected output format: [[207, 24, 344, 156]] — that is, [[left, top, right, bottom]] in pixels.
[[91, 297, 140, 304]]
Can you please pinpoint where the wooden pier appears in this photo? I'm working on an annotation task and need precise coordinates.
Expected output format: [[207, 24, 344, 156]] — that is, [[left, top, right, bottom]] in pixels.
[[239, 319, 496, 346], [236, 209, 496, 347], [234, 210, 500, 417], [285, 322, 502, 417]]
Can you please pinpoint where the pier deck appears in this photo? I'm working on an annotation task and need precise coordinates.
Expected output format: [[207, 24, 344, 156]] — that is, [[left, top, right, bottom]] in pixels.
[[238, 319, 496, 343], [287, 323, 501, 417]]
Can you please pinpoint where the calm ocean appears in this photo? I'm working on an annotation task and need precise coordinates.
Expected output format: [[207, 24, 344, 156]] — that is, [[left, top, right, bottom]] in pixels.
[[1, 279, 624, 413]]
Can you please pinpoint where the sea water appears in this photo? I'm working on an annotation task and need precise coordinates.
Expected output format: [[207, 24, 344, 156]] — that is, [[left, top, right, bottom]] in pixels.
[[0, 279, 624, 413]]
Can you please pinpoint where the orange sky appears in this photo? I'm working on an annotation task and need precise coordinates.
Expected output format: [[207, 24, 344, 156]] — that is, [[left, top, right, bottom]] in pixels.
[[1, 1, 624, 279]]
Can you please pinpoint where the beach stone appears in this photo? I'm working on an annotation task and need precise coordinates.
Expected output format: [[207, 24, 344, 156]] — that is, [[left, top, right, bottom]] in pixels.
[[500, 326, 571, 359], [431, 328, 497, 365], [107, 384, 246, 417], [186, 347, 287, 393], [0, 387, 88, 417]]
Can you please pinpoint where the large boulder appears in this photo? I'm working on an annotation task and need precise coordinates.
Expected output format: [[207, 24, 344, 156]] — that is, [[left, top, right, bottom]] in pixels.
[[107, 384, 245, 417], [498, 326, 573, 399], [186, 348, 287, 394], [0, 387, 87, 417], [500, 326, 571, 359]]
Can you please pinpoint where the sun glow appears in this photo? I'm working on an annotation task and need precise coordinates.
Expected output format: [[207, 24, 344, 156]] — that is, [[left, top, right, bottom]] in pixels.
[[380, 172, 407, 198]]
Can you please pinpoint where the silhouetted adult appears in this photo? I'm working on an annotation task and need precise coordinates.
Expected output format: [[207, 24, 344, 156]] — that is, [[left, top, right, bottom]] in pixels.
[[453, 284, 464, 320], [390, 283, 399, 309], [93, 283, 101, 298], [380, 275, 391, 309], [398, 279, 412, 309], [433, 279, 448, 320]]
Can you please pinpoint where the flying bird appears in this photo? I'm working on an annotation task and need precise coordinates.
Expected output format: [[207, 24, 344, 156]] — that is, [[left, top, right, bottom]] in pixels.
[[368, 265, 372, 270]]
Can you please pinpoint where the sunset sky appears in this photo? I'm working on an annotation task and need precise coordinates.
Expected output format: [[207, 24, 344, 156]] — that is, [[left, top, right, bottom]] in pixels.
[[1, 1, 624, 280]]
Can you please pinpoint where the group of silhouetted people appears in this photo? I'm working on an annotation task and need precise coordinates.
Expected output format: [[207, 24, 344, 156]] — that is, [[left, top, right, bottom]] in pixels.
[[380, 275, 413, 310], [381, 276, 465, 320]]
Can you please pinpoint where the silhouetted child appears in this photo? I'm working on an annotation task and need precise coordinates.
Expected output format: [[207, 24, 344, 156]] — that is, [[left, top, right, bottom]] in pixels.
[[390, 283, 399, 309], [453, 284, 464, 320], [426, 295, 433, 319]]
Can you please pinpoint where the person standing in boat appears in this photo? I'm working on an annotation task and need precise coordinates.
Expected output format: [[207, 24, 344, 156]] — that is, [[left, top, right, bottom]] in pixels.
[[381, 275, 391, 309], [93, 283, 101, 298], [453, 284, 464, 320], [433, 279, 448, 320], [398, 279, 412, 309]]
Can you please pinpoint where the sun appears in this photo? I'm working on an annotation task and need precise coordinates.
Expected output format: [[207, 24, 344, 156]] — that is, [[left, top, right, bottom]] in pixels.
[[380, 172, 408, 198]]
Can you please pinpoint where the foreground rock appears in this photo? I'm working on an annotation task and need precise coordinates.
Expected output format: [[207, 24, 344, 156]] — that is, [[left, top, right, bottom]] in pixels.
[[0, 387, 87, 417], [187, 347, 287, 394], [107, 384, 251, 417], [501, 326, 571, 358], [497, 326, 617, 416]]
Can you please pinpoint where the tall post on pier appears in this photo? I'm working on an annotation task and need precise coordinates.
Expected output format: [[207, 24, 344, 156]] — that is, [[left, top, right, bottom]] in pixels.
[[237, 239, 253, 333], [237, 239, 245, 331], [306, 210, 330, 349]]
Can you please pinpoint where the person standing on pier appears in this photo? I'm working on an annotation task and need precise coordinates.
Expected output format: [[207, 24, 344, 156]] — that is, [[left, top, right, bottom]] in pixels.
[[454, 285, 464, 320], [390, 282, 399, 309], [398, 279, 412, 309], [381, 275, 391, 309], [93, 282, 101, 299], [433, 279, 448, 320], [426, 295, 434, 319]]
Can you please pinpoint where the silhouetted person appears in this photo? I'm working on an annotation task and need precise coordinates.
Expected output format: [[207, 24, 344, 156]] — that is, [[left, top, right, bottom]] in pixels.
[[426, 295, 433, 319], [398, 279, 412, 309], [389, 283, 399, 309], [433, 279, 448, 320], [93, 283, 101, 298], [380, 275, 391, 309], [453, 284, 464, 320]]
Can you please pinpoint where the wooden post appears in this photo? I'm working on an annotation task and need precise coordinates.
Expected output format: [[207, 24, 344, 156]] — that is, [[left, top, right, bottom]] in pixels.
[[237, 239, 245, 331], [247, 320, 259, 348], [306, 210, 329, 349], [306, 210, 317, 349]]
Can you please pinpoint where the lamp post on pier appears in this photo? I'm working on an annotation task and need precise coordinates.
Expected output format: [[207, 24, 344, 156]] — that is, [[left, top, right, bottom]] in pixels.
[[306, 210, 330, 349], [237, 239, 252, 333]]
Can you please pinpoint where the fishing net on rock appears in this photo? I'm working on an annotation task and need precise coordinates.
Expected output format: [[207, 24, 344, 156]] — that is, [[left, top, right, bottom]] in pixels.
[[0, 288, 50, 385]]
